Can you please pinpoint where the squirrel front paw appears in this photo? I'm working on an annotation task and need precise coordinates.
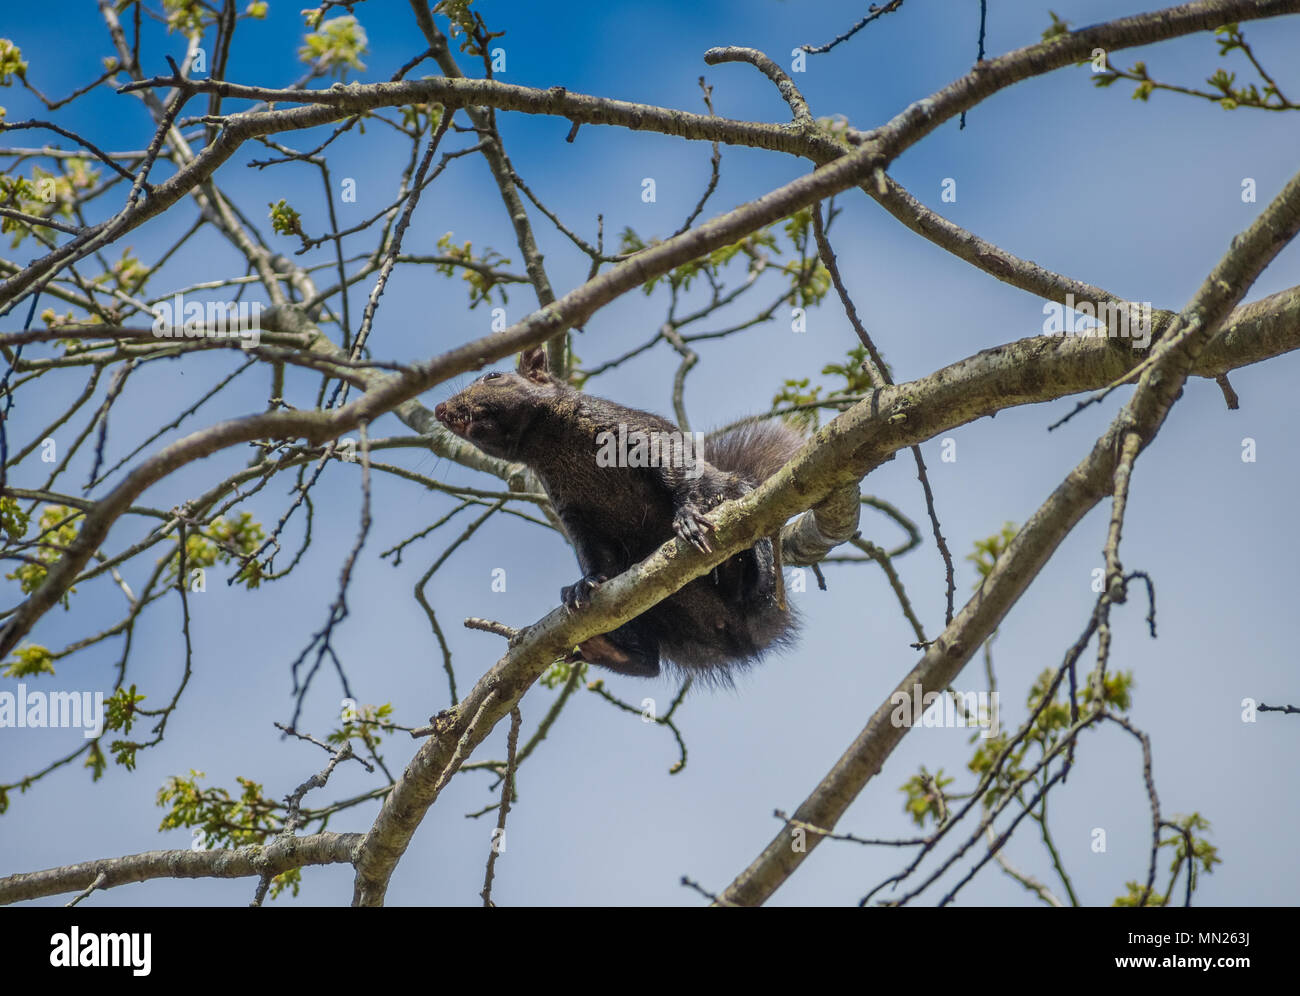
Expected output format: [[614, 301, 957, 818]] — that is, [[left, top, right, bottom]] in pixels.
[[673, 505, 714, 554], [561, 573, 607, 611]]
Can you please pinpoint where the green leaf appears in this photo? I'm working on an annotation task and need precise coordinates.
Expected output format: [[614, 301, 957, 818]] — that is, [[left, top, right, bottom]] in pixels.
[[268, 199, 303, 237], [298, 14, 369, 75], [84, 742, 106, 782], [105, 685, 146, 734], [1041, 11, 1070, 41], [0, 38, 26, 85], [5, 505, 82, 608], [2, 644, 55, 678], [0, 495, 30, 540]]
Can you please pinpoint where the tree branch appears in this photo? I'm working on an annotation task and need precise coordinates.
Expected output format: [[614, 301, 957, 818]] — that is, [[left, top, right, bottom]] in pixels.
[[0, 833, 360, 905]]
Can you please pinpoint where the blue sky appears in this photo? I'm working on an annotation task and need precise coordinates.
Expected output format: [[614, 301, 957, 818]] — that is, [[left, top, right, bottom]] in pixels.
[[2, 0, 1298, 906]]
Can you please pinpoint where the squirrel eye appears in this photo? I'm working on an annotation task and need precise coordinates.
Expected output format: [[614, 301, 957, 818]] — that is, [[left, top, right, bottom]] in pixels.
[[483, 372, 502, 381]]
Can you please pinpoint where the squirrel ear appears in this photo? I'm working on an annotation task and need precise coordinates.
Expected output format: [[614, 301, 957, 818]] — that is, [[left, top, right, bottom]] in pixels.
[[517, 346, 551, 383]]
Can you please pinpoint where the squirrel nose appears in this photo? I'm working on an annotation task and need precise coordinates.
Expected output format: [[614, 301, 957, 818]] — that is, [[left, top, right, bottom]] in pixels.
[[434, 402, 447, 421]]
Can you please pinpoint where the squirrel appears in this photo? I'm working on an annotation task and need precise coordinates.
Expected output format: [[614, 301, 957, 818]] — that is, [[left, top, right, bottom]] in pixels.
[[434, 347, 803, 680]]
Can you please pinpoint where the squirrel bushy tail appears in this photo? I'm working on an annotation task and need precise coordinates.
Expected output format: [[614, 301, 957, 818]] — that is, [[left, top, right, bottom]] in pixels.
[[650, 419, 804, 680], [706, 420, 804, 482]]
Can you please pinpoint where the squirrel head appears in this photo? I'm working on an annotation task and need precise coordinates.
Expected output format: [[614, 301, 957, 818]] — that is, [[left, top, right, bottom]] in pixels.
[[434, 347, 561, 460]]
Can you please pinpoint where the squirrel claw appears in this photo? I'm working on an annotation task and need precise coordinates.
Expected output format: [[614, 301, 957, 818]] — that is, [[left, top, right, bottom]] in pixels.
[[673, 508, 714, 554], [561, 573, 607, 611]]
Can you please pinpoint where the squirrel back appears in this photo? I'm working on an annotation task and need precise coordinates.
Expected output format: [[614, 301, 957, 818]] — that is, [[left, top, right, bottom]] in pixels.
[[435, 348, 802, 681]]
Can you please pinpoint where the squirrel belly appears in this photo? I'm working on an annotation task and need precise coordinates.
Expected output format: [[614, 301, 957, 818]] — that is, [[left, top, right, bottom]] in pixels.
[[434, 348, 803, 681]]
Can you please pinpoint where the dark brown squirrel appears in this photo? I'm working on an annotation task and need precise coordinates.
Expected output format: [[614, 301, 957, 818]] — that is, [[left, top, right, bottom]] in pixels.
[[434, 347, 803, 680]]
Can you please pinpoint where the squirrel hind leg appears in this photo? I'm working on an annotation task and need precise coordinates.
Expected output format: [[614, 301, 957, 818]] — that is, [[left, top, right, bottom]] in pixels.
[[575, 626, 661, 678]]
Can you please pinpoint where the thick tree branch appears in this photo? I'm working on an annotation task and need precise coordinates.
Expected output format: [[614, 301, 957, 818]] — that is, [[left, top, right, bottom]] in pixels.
[[0, 832, 360, 905]]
